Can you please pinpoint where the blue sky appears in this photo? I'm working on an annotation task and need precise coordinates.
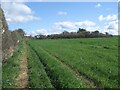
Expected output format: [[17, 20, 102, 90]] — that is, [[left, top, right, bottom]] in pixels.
[[1, 2, 118, 35]]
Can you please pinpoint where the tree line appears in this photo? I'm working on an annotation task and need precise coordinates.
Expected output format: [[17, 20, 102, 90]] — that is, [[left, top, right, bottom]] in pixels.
[[34, 28, 113, 39]]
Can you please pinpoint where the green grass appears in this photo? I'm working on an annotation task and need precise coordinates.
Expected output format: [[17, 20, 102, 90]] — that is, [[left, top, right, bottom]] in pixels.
[[2, 37, 118, 88], [2, 42, 24, 88], [27, 44, 54, 88], [29, 42, 88, 88], [29, 37, 118, 88]]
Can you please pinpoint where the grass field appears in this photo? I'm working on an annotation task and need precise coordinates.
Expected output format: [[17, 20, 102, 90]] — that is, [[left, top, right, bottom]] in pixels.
[[2, 37, 119, 88], [28, 37, 118, 88]]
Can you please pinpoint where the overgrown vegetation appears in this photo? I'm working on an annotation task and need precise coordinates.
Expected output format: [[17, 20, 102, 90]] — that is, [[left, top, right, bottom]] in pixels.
[[2, 42, 24, 88], [0, 6, 25, 61]]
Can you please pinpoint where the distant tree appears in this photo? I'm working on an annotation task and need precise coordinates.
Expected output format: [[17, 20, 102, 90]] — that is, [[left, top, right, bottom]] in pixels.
[[77, 28, 86, 33], [105, 32, 109, 35], [91, 30, 100, 38], [105, 32, 113, 37], [35, 34, 47, 39], [35, 28, 113, 39], [84, 31, 91, 38], [15, 28, 25, 37], [62, 31, 69, 34], [70, 32, 77, 34], [92, 30, 99, 34]]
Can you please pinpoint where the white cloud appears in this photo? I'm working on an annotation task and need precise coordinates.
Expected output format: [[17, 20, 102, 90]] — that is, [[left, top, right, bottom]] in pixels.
[[52, 20, 118, 35], [107, 21, 118, 30], [86, 26, 100, 32], [51, 20, 96, 34], [98, 14, 117, 21], [98, 14, 118, 35], [27, 19, 118, 36], [54, 22, 76, 29], [28, 29, 49, 36], [98, 15, 104, 21], [102, 20, 118, 35], [95, 3, 101, 8], [58, 11, 67, 15], [75, 20, 96, 27], [1, 2, 40, 23], [28, 20, 96, 36], [54, 20, 96, 30]]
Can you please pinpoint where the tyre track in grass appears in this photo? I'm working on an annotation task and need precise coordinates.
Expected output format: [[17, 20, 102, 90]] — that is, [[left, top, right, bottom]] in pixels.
[[40, 48, 103, 89], [29, 44, 88, 88], [16, 42, 28, 89], [27, 44, 54, 88]]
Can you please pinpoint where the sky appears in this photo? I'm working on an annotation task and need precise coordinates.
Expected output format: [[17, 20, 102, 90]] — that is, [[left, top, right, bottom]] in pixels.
[[1, 1, 118, 36]]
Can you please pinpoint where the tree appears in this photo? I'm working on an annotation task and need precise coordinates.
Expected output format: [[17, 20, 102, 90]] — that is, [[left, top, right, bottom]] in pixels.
[[34, 28, 113, 39], [35, 34, 47, 39], [105, 32, 109, 35], [92, 30, 99, 34], [16, 28, 25, 37], [77, 28, 86, 33], [62, 31, 69, 34]]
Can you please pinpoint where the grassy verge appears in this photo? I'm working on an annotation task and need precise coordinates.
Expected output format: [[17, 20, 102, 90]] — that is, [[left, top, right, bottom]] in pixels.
[[2, 42, 23, 88]]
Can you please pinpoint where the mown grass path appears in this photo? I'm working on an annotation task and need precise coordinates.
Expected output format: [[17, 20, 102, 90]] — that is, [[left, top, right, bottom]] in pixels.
[[16, 42, 28, 88]]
